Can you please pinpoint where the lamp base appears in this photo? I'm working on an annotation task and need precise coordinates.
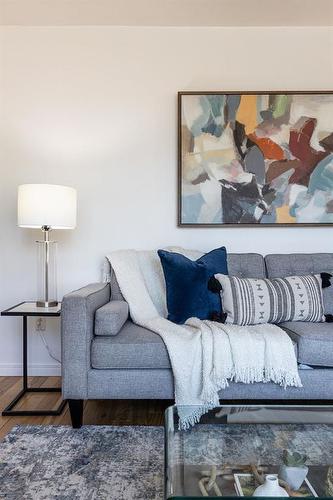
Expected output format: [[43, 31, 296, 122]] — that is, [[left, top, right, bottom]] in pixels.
[[36, 300, 58, 308]]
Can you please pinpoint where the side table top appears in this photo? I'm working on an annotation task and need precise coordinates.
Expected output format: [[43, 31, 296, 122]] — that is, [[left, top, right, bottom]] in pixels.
[[1, 301, 61, 317]]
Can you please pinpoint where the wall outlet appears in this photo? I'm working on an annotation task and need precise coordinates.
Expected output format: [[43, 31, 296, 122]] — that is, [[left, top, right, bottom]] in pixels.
[[36, 317, 46, 332]]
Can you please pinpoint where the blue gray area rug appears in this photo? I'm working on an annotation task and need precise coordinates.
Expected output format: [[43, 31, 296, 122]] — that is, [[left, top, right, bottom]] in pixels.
[[0, 425, 164, 500], [1, 421, 332, 499]]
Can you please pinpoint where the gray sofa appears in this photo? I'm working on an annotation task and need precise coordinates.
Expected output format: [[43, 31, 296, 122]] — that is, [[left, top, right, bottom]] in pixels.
[[62, 253, 333, 427]]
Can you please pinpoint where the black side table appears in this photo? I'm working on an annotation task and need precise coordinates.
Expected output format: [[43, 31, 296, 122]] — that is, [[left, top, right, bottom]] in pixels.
[[1, 301, 66, 416]]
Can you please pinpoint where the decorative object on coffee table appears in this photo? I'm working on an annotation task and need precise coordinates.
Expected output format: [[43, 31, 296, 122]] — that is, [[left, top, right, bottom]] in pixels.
[[198, 465, 223, 496], [326, 466, 333, 496], [253, 474, 289, 497], [279, 450, 309, 491], [165, 405, 333, 499], [18, 184, 77, 307], [199, 464, 262, 496], [178, 91, 333, 226], [234, 470, 318, 497], [1, 302, 66, 416]]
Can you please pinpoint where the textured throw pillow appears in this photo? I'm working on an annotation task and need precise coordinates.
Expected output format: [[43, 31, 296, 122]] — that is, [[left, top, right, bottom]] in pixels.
[[158, 247, 228, 324], [214, 273, 326, 325], [322, 273, 333, 319]]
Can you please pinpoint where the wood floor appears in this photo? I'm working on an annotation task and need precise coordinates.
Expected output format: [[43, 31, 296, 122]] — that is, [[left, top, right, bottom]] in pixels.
[[0, 376, 171, 440]]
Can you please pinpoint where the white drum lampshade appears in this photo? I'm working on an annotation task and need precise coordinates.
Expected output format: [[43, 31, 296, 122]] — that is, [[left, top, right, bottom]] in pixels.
[[17, 184, 77, 308], [18, 184, 77, 229]]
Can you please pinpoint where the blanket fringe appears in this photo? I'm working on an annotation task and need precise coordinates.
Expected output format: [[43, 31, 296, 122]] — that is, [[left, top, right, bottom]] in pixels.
[[233, 367, 266, 384], [223, 367, 302, 389], [264, 368, 302, 388], [179, 367, 302, 430], [179, 402, 217, 430]]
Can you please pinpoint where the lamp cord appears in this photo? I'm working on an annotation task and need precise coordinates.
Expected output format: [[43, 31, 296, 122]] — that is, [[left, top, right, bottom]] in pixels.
[[39, 332, 61, 364]]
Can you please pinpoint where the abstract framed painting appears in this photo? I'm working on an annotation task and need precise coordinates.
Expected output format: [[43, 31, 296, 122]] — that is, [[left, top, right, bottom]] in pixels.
[[178, 91, 333, 226]]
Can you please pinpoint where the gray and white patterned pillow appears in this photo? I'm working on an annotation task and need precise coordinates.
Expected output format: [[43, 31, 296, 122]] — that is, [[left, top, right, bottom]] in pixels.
[[214, 274, 325, 325], [323, 273, 333, 316]]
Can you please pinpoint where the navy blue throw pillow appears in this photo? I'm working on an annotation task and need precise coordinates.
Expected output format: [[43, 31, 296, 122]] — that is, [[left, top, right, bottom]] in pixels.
[[158, 247, 228, 324]]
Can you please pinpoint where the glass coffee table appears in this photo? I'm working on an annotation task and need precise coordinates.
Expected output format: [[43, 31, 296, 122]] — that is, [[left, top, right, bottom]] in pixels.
[[165, 405, 333, 499]]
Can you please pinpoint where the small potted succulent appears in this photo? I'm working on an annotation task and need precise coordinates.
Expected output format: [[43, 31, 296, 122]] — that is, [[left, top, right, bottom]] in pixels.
[[279, 450, 309, 490]]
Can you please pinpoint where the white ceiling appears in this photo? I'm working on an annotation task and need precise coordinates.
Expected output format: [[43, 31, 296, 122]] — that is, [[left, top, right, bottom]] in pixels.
[[0, 0, 333, 26]]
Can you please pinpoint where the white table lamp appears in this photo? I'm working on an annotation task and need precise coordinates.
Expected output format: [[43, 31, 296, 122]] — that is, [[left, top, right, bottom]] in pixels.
[[18, 184, 77, 307]]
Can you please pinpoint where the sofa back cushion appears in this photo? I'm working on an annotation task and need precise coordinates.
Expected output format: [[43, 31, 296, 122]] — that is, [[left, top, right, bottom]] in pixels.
[[265, 253, 333, 315], [106, 252, 266, 301], [227, 253, 266, 279], [265, 253, 333, 278]]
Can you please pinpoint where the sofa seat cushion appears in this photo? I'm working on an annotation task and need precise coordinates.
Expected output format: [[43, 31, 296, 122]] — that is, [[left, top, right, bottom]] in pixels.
[[280, 322, 333, 367], [91, 320, 299, 370], [91, 321, 171, 369]]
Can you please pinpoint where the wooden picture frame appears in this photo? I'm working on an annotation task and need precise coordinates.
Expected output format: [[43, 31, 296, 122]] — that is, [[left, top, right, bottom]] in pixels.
[[178, 91, 333, 227]]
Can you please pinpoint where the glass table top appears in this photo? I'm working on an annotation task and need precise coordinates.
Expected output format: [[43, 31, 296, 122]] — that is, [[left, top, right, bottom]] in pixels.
[[1, 301, 61, 316], [164, 405, 333, 499]]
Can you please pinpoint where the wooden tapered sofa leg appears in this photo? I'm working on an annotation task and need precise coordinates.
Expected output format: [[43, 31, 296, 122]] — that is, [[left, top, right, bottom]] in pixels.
[[68, 399, 84, 428]]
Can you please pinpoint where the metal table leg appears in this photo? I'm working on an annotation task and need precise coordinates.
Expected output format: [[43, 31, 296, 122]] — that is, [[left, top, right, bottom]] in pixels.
[[2, 315, 67, 417]]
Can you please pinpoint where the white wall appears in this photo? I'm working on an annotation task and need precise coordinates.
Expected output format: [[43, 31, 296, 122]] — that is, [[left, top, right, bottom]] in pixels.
[[0, 26, 333, 374]]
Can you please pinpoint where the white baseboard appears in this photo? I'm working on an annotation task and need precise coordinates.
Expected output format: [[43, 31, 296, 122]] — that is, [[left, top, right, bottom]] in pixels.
[[0, 363, 61, 376]]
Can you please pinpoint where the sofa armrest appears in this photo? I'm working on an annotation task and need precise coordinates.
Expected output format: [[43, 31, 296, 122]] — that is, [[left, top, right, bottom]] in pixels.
[[62, 282, 110, 399]]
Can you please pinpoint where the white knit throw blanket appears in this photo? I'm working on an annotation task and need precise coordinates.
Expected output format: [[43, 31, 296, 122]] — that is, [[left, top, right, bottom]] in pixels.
[[106, 249, 302, 429]]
